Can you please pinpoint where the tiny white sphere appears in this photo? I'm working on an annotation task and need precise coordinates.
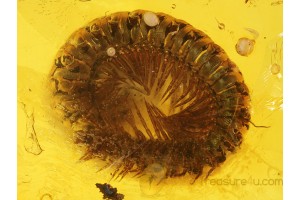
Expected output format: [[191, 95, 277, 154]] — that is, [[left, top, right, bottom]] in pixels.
[[143, 12, 159, 27], [106, 47, 116, 57], [235, 37, 255, 56]]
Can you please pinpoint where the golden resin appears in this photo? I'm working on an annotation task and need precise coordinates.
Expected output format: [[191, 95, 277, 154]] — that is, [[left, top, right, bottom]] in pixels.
[[18, 0, 282, 199]]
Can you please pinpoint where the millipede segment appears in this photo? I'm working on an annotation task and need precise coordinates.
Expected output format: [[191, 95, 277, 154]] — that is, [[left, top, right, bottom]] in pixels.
[[49, 10, 250, 181]]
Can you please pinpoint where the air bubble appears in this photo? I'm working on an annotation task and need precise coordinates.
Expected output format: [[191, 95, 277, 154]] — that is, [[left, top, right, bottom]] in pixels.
[[139, 163, 166, 196], [61, 54, 74, 66], [270, 63, 280, 75], [143, 12, 159, 27], [106, 47, 116, 57], [215, 18, 225, 30], [90, 24, 100, 32], [40, 193, 52, 200], [235, 37, 255, 56]]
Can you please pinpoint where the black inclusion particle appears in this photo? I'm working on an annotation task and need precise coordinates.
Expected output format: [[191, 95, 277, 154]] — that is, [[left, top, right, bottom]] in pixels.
[[49, 10, 251, 182], [96, 183, 124, 200]]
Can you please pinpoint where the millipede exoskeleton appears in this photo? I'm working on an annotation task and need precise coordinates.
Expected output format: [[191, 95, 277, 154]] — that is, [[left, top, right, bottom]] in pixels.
[[49, 10, 250, 182]]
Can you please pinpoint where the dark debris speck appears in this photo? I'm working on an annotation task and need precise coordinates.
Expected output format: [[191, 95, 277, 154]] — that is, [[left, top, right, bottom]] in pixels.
[[96, 183, 124, 200]]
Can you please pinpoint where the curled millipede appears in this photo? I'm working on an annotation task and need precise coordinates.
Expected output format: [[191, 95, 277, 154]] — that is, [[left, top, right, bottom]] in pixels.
[[49, 10, 251, 182]]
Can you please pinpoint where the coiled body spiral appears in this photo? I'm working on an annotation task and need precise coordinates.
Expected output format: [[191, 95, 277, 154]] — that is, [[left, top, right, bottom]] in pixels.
[[49, 10, 250, 181]]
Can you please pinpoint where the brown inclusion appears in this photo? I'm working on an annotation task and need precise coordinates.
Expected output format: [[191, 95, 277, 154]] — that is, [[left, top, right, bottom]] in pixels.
[[92, 44, 217, 141], [49, 10, 250, 181]]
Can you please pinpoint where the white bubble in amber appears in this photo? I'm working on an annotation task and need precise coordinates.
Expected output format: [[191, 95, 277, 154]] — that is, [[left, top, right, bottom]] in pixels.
[[235, 37, 255, 56], [143, 12, 159, 27], [106, 47, 116, 57]]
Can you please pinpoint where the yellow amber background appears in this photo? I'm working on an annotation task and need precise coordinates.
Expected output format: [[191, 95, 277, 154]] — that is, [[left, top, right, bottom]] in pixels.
[[18, 0, 283, 199]]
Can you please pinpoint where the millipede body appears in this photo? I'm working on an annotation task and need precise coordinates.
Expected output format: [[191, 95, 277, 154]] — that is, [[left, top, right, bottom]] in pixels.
[[49, 10, 251, 181]]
